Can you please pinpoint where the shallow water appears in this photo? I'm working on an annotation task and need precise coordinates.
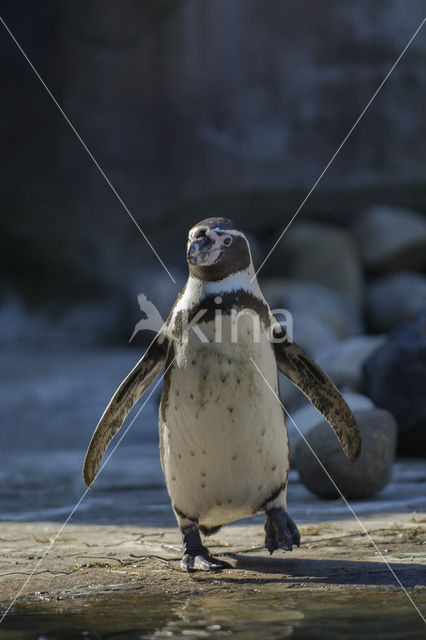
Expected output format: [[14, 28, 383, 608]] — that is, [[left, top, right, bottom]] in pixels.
[[1, 591, 425, 640]]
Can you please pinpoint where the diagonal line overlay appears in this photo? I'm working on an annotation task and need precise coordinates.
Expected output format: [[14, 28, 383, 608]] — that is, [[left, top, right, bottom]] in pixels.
[[250, 357, 426, 625], [252, 16, 426, 282], [0, 15, 176, 284]]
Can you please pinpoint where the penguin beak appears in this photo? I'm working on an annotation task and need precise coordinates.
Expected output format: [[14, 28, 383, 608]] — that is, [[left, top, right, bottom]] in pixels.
[[187, 236, 215, 265]]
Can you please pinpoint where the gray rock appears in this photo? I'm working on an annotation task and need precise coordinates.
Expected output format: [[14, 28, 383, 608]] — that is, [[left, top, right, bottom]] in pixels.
[[288, 392, 374, 458], [272, 222, 364, 307], [288, 312, 339, 357], [261, 279, 363, 355], [315, 335, 385, 391], [260, 279, 363, 356], [363, 309, 426, 454], [279, 373, 309, 414], [294, 408, 397, 499], [366, 271, 426, 332], [260, 277, 290, 310], [353, 206, 426, 273], [279, 283, 363, 350]]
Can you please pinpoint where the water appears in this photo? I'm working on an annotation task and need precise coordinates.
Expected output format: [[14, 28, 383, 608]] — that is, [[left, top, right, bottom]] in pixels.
[[1, 591, 425, 639]]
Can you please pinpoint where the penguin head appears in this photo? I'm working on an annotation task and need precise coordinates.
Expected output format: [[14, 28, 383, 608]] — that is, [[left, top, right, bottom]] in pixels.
[[187, 217, 251, 281]]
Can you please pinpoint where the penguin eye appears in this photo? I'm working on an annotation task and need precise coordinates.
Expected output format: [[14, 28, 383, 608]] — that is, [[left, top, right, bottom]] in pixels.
[[223, 236, 232, 247]]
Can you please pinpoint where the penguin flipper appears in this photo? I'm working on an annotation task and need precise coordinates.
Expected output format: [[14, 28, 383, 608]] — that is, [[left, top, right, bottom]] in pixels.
[[83, 335, 168, 487], [274, 339, 361, 462]]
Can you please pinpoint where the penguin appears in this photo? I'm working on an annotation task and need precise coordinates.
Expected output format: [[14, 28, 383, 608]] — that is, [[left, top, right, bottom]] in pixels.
[[83, 217, 361, 571]]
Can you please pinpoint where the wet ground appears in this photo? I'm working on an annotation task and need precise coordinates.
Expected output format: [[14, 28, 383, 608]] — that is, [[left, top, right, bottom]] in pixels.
[[1, 347, 425, 637], [0, 515, 425, 639]]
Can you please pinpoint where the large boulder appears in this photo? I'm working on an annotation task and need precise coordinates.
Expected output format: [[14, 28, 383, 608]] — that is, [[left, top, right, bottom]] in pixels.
[[279, 373, 310, 414], [272, 222, 364, 307], [353, 206, 426, 273], [287, 392, 374, 457], [363, 310, 426, 454], [366, 271, 426, 332], [314, 335, 385, 391], [294, 408, 397, 499]]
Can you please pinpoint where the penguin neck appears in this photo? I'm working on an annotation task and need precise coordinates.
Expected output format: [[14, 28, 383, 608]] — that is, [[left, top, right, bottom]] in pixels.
[[188, 265, 264, 302]]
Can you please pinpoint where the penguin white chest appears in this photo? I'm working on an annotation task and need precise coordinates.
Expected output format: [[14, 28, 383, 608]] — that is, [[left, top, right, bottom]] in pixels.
[[159, 313, 289, 527]]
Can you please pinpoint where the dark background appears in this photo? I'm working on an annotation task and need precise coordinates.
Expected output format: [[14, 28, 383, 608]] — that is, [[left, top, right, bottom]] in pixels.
[[0, 1, 425, 524], [1, 0, 426, 343]]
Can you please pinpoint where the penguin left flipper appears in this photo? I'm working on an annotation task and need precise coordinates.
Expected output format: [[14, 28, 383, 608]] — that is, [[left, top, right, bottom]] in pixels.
[[273, 333, 362, 463], [82, 334, 168, 487]]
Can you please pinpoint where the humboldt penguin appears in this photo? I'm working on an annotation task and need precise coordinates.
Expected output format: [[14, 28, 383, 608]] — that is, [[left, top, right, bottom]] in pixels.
[[83, 217, 361, 571]]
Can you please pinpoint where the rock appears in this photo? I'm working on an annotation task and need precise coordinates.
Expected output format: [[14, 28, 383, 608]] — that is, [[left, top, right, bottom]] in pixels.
[[366, 271, 426, 332], [279, 373, 308, 414], [294, 408, 397, 499], [353, 206, 426, 273], [259, 279, 364, 356], [279, 283, 363, 351], [272, 222, 364, 307], [314, 335, 385, 391], [288, 312, 339, 357], [260, 277, 290, 310], [288, 392, 374, 457], [363, 310, 426, 454], [260, 280, 363, 355]]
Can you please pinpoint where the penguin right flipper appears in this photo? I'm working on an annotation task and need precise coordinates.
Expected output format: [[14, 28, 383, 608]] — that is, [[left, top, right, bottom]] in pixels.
[[274, 338, 361, 463], [83, 334, 168, 487], [264, 508, 300, 554]]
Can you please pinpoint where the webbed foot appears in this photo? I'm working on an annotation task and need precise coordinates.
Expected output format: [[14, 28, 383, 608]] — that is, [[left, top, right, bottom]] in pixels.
[[181, 553, 230, 572], [181, 524, 230, 572], [264, 507, 300, 554]]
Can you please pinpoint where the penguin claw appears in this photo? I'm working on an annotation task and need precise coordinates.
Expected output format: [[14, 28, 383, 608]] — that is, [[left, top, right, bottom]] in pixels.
[[264, 508, 300, 555], [180, 553, 231, 572]]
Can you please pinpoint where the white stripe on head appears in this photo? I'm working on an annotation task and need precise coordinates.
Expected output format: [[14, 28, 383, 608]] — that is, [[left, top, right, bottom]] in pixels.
[[209, 228, 246, 238]]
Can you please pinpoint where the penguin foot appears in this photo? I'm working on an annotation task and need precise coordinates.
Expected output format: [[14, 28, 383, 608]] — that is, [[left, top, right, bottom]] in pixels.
[[180, 553, 230, 572], [181, 524, 231, 572], [264, 508, 301, 555]]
